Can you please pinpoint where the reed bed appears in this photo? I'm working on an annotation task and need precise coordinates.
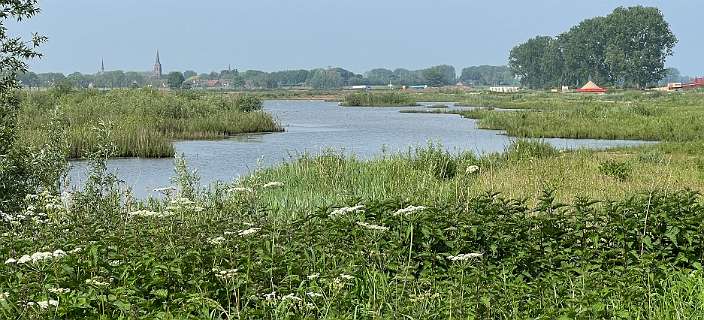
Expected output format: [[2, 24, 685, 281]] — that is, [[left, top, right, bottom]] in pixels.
[[340, 92, 418, 107], [17, 89, 282, 158]]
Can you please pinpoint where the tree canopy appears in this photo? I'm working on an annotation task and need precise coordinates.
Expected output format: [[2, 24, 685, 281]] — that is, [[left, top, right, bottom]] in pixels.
[[509, 6, 677, 89]]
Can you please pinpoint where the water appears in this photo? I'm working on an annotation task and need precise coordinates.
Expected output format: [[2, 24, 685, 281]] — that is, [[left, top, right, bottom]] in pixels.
[[69, 100, 650, 198]]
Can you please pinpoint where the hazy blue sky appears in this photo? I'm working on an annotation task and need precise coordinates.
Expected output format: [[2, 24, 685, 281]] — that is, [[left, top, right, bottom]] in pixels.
[[9, 0, 703, 75]]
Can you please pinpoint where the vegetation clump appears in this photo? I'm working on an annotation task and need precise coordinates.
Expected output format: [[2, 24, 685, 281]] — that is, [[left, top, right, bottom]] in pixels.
[[341, 92, 418, 107], [17, 90, 280, 158]]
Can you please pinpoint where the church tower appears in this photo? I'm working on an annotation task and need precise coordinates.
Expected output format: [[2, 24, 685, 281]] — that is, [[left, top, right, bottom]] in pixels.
[[153, 50, 162, 79], [100, 58, 105, 74]]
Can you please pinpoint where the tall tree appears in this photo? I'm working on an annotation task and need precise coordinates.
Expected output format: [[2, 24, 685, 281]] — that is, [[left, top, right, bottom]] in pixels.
[[559, 17, 611, 87], [167, 71, 185, 89], [604, 6, 677, 88], [509, 36, 563, 89], [0, 0, 47, 211]]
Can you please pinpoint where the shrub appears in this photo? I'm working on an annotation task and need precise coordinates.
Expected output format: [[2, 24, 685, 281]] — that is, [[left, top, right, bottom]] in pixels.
[[235, 94, 263, 112], [341, 92, 417, 107], [504, 139, 559, 161], [599, 159, 632, 181], [411, 144, 457, 179]]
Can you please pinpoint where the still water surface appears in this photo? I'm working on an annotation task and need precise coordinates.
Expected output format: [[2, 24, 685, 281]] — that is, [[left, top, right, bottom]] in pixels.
[[69, 100, 649, 198]]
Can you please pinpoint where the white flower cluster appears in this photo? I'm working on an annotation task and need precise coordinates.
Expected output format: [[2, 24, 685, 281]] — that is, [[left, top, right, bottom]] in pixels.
[[329, 205, 365, 218], [263, 291, 277, 300], [48, 288, 71, 294], [213, 268, 238, 280], [282, 293, 302, 302], [237, 227, 261, 237], [5, 250, 67, 265], [85, 277, 111, 287], [466, 165, 480, 174], [262, 182, 284, 189], [167, 197, 204, 212], [307, 273, 320, 280], [28, 300, 59, 309], [338, 273, 355, 281], [208, 236, 226, 245], [447, 252, 483, 262], [356, 221, 389, 231], [306, 292, 323, 298], [0, 292, 8, 301], [127, 210, 174, 219], [1, 205, 49, 226], [228, 187, 254, 194], [393, 205, 427, 216]]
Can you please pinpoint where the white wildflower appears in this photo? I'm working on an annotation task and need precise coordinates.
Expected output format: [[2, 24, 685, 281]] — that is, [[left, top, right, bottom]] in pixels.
[[262, 182, 284, 189], [356, 221, 389, 231], [306, 292, 323, 298], [171, 197, 195, 206], [215, 268, 238, 279], [238, 228, 261, 237], [69, 247, 82, 254], [108, 260, 123, 267], [30, 252, 54, 263], [0, 292, 8, 301], [447, 252, 483, 262], [228, 187, 254, 193], [208, 236, 226, 245], [85, 278, 111, 287], [127, 210, 173, 218], [153, 186, 177, 195], [282, 293, 302, 302], [307, 273, 320, 280], [35, 300, 59, 309], [48, 288, 71, 294], [52, 250, 66, 257], [4, 258, 16, 264], [338, 273, 355, 280], [263, 291, 277, 300], [17, 255, 31, 264], [393, 205, 427, 216], [329, 205, 365, 218], [466, 165, 480, 174]]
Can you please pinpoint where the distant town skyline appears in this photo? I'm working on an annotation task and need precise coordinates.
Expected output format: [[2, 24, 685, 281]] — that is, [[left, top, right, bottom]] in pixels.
[[8, 0, 704, 76]]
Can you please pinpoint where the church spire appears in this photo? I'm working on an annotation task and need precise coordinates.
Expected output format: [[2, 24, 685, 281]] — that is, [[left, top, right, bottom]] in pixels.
[[100, 58, 105, 73], [153, 49, 163, 79]]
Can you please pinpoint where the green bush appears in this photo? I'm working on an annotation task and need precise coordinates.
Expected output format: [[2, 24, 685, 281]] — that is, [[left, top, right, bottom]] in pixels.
[[235, 94, 263, 112], [411, 143, 457, 179], [504, 139, 559, 161], [599, 159, 632, 181]]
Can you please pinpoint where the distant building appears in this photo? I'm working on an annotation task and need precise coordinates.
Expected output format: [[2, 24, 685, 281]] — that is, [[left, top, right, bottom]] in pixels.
[[100, 58, 105, 74], [489, 86, 519, 93], [153, 50, 162, 79]]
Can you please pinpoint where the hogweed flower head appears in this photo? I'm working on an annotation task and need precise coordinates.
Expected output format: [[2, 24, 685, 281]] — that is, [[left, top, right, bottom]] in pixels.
[[35, 300, 59, 309], [329, 205, 365, 218], [128, 210, 173, 219], [282, 293, 302, 302], [356, 221, 389, 231], [48, 288, 71, 294], [208, 236, 226, 245], [0, 292, 8, 301], [262, 182, 284, 189], [228, 187, 254, 193], [447, 252, 483, 262], [466, 165, 480, 174], [393, 205, 427, 216], [238, 228, 261, 237]]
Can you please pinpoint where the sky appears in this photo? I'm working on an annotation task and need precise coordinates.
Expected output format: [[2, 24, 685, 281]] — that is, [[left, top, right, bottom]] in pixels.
[[8, 0, 703, 76]]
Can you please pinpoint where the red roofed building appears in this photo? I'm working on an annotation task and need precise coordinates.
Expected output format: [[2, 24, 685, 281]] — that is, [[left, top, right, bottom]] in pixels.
[[576, 81, 607, 93]]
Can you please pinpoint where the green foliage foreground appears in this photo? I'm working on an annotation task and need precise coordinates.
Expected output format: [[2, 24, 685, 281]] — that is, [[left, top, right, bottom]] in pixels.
[[2, 144, 704, 319], [16, 89, 282, 158]]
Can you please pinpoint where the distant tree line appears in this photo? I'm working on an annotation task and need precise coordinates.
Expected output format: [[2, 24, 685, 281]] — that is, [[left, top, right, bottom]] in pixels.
[[509, 6, 678, 89], [19, 65, 465, 90]]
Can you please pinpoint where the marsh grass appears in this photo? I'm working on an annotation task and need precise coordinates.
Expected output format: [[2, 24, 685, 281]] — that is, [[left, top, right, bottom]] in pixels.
[[17, 89, 282, 158], [453, 91, 704, 141], [340, 92, 418, 107]]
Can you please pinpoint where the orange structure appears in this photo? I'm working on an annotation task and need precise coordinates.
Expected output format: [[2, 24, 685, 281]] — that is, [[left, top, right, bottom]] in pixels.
[[576, 81, 607, 93]]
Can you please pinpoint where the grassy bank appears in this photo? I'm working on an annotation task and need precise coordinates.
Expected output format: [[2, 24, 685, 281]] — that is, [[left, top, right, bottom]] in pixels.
[[450, 91, 704, 141], [3, 141, 704, 318], [17, 89, 283, 158], [340, 92, 418, 107]]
